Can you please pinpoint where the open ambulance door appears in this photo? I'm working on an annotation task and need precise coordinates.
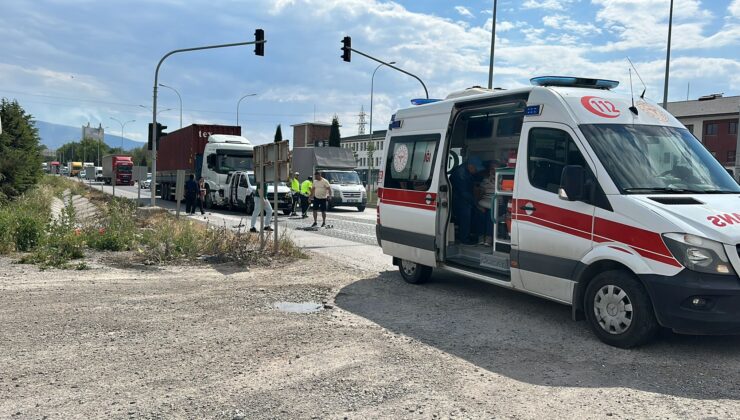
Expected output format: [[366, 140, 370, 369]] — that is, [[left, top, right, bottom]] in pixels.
[[379, 132, 444, 267]]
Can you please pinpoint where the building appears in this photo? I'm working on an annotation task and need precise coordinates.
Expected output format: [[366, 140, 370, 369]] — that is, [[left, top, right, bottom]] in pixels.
[[82, 122, 104, 141], [340, 129, 387, 186], [291, 122, 332, 148], [667, 94, 740, 171]]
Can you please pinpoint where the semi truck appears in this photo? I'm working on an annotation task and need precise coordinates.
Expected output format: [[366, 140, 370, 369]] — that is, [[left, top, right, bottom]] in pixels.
[[49, 161, 60, 175], [68, 161, 83, 177], [292, 147, 367, 211], [102, 155, 134, 185], [156, 124, 253, 208]]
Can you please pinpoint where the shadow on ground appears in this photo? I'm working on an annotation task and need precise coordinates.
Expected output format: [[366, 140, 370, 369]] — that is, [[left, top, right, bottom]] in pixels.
[[335, 269, 740, 400]]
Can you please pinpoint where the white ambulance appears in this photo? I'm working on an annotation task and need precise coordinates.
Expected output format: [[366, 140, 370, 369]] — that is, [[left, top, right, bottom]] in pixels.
[[376, 76, 740, 348]]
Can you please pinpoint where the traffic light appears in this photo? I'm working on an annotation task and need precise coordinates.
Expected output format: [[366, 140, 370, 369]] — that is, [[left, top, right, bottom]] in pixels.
[[255, 29, 264, 56], [147, 122, 168, 150], [341, 36, 351, 62]]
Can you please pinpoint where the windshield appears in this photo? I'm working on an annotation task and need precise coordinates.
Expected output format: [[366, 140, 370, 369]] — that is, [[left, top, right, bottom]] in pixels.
[[214, 150, 254, 174], [117, 165, 132, 173], [580, 124, 740, 194], [322, 171, 361, 185]]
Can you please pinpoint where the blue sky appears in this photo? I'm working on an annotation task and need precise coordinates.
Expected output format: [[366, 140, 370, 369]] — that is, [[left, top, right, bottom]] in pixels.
[[1, 0, 738, 146]]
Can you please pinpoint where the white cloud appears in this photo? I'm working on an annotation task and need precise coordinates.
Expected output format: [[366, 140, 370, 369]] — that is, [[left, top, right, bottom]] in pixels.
[[455, 6, 474, 19], [522, 0, 573, 11], [730, 0, 740, 18], [542, 14, 602, 36]]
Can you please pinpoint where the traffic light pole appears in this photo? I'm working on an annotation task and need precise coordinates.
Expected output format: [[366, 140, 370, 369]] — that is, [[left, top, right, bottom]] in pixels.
[[149, 37, 266, 207], [349, 48, 429, 99]]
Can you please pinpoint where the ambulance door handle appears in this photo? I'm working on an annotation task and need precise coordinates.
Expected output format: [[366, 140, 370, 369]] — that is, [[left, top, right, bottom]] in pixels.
[[519, 204, 536, 212], [440, 200, 448, 208]]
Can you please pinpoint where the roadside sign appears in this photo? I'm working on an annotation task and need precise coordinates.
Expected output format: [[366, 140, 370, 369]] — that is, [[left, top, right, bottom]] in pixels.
[[254, 141, 291, 253]]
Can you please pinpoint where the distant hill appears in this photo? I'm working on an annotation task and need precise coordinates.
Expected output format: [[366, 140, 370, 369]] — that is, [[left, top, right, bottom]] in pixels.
[[35, 120, 145, 151]]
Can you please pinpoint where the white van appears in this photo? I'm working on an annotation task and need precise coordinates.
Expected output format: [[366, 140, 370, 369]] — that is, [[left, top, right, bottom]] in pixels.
[[377, 76, 740, 348]]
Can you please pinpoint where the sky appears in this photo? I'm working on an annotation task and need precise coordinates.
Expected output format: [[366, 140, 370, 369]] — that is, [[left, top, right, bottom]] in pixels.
[[1, 0, 739, 146]]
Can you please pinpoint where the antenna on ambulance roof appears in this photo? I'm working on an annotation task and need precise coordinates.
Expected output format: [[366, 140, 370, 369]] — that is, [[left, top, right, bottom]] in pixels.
[[626, 57, 647, 99], [628, 68, 638, 115]]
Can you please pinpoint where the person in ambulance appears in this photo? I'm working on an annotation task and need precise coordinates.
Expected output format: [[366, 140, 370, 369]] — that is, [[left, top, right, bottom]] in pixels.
[[377, 76, 740, 348], [449, 156, 486, 244]]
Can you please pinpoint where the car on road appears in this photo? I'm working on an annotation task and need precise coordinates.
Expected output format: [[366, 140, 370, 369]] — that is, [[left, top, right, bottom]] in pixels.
[[140, 173, 152, 189]]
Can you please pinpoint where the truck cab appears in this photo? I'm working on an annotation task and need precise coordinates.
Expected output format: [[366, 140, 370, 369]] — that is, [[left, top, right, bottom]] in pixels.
[[226, 170, 294, 215], [201, 135, 254, 208], [377, 76, 740, 348]]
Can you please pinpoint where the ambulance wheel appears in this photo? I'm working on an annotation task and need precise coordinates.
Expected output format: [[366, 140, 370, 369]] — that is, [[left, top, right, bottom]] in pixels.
[[399, 260, 432, 284], [584, 270, 659, 348]]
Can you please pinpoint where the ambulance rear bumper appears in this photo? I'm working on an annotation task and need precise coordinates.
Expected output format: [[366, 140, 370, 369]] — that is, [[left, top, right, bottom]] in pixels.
[[640, 270, 740, 335]]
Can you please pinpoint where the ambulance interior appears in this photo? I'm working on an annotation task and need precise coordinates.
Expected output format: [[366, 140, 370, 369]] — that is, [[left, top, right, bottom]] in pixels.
[[444, 100, 526, 275]]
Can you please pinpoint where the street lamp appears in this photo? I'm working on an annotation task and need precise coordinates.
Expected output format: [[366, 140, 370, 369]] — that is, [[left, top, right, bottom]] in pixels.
[[236, 93, 257, 127], [368, 61, 395, 189], [139, 105, 173, 115], [158, 83, 183, 128], [488, 0, 498, 89], [109, 117, 135, 151], [662, 0, 674, 109]]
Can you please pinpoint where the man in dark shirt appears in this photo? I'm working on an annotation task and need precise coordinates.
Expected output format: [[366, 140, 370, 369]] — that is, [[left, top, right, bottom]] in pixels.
[[185, 174, 199, 214], [450, 156, 485, 244]]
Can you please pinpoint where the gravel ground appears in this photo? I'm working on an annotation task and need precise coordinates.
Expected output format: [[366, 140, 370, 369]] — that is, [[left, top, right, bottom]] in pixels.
[[2, 249, 740, 419]]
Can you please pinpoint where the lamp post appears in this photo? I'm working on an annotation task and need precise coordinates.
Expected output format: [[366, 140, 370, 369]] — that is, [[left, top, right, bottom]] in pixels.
[[109, 117, 135, 151], [236, 93, 257, 127], [368, 61, 395, 190], [488, 0, 498, 89], [662, 0, 674, 109], [158, 83, 182, 128]]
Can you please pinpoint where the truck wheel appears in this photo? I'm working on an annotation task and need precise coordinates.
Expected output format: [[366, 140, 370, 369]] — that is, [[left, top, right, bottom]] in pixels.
[[204, 187, 213, 209], [398, 260, 432, 284], [584, 270, 659, 348], [245, 195, 255, 215], [357, 205, 366, 212]]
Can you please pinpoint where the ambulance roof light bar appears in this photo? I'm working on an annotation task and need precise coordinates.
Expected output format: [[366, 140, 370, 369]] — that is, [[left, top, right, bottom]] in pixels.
[[530, 76, 619, 90]]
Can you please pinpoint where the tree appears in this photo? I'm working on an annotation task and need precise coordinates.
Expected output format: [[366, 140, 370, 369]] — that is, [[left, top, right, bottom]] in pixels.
[[274, 124, 283, 143], [328, 115, 341, 147], [130, 146, 150, 169], [57, 137, 111, 165], [0, 99, 43, 202]]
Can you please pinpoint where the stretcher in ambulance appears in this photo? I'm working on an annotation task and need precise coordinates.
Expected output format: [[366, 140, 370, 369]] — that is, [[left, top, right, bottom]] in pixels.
[[376, 76, 740, 348]]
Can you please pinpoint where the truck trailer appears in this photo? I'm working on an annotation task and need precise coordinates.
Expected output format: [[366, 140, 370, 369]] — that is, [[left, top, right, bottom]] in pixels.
[[102, 155, 134, 185], [156, 124, 253, 208], [292, 147, 367, 211]]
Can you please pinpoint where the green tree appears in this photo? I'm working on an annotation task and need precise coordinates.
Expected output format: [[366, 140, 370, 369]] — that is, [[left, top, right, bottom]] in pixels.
[[274, 124, 283, 143], [328, 115, 341, 147], [0, 99, 43, 202], [130, 146, 150, 169], [57, 137, 111, 165]]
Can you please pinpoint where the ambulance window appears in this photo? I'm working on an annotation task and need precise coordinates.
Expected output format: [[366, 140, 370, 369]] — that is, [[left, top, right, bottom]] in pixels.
[[528, 128, 586, 194], [384, 134, 440, 191]]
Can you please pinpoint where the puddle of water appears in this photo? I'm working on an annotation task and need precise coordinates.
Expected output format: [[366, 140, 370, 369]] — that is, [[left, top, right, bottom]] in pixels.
[[273, 302, 323, 314]]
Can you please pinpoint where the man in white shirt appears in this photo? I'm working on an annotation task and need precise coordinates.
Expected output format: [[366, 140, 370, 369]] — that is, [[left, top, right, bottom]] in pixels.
[[310, 171, 332, 227]]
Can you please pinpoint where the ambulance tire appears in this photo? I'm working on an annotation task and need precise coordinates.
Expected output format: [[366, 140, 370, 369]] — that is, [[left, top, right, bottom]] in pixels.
[[399, 260, 432, 284], [584, 270, 659, 348]]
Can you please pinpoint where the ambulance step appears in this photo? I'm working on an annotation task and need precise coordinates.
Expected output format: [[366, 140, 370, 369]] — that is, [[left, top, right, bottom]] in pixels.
[[480, 252, 511, 273]]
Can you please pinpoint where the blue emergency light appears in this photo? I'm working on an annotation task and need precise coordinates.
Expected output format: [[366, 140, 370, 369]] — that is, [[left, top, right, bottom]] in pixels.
[[525, 105, 542, 116], [410, 98, 442, 105], [530, 76, 619, 90]]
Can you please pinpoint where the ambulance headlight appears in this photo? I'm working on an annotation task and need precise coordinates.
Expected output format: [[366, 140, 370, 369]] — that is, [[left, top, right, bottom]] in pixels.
[[663, 233, 734, 275]]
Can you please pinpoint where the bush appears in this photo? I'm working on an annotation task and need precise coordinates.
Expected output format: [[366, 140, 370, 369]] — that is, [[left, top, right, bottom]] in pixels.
[[86, 198, 137, 251], [0, 184, 51, 253]]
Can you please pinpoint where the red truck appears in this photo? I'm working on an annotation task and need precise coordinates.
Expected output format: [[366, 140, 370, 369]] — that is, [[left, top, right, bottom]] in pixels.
[[157, 124, 253, 206], [102, 155, 134, 185]]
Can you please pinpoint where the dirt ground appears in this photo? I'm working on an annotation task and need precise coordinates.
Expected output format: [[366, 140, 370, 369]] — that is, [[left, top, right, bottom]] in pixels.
[[2, 250, 740, 419]]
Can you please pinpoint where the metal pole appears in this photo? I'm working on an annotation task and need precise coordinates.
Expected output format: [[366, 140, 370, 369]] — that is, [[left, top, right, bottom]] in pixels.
[[150, 38, 265, 207], [273, 163, 279, 255], [487, 0, 497, 89], [734, 101, 740, 182], [368, 61, 395, 193], [159, 83, 183, 128], [236, 93, 257, 127], [350, 48, 429, 99], [662, 0, 673, 109], [109, 117, 135, 150]]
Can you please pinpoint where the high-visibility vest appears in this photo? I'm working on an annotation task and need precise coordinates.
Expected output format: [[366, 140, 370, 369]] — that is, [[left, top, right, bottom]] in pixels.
[[300, 180, 312, 195], [291, 178, 300, 193]]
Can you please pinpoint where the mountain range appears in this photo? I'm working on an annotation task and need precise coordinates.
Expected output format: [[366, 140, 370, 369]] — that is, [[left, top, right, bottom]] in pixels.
[[35, 120, 145, 151]]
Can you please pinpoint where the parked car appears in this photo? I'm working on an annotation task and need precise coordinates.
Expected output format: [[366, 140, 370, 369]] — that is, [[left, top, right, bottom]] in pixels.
[[141, 173, 152, 189]]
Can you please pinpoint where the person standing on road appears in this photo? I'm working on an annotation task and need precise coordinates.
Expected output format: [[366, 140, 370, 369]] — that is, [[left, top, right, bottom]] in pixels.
[[184, 174, 198, 215], [310, 171, 331, 228], [289, 172, 301, 216], [300, 176, 312, 218], [196, 177, 206, 216], [250, 180, 273, 233]]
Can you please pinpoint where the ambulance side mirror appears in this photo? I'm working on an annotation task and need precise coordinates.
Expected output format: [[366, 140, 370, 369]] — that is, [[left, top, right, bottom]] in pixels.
[[559, 165, 585, 201]]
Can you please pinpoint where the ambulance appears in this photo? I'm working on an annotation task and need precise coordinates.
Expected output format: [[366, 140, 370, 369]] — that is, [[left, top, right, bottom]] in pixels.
[[376, 76, 740, 348]]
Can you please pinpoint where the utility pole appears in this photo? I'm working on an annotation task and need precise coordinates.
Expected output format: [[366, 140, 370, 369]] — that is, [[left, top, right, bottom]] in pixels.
[[662, 0, 674, 109], [487, 0, 498, 89]]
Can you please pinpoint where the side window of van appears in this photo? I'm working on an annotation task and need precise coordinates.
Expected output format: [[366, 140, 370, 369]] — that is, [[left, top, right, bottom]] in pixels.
[[527, 128, 587, 194], [384, 134, 440, 191]]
